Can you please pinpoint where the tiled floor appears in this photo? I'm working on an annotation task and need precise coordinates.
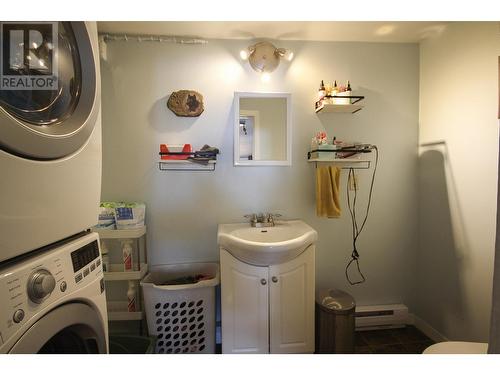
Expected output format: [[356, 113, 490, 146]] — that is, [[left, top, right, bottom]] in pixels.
[[215, 325, 433, 354], [355, 325, 435, 354]]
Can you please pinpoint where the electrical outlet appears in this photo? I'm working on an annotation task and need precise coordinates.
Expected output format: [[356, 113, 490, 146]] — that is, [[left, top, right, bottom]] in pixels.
[[349, 174, 359, 191]]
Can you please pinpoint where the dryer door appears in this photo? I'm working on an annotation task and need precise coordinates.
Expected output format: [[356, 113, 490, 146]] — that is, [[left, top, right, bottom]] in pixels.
[[8, 303, 107, 354], [0, 21, 99, 160]]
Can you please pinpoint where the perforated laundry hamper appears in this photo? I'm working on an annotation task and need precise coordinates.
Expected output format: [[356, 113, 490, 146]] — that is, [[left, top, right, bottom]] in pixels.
[[140, 263, 219, 354]]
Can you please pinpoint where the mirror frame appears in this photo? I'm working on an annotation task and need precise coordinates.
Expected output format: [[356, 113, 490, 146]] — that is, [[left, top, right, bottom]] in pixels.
[[233, 92, 292, 166]]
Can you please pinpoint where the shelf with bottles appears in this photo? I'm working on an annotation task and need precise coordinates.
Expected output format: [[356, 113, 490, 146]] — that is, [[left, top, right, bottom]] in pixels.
[[92, 225, 148, 278], [92, 225, 146, 239], [315, 79, 364, 114], [315, 96, 365, 114], [104, 263, 148, 281], [105, 279, 144, 323], [107, 300, 144, 321], [94, 226, 148, 328], [106, 278, 143, 326]]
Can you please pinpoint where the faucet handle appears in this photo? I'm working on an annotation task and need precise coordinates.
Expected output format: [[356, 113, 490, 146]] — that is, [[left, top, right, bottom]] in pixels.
[[244, 214, 257, 223], [266, 213, 282, 223], [267, 213, 282, 219]]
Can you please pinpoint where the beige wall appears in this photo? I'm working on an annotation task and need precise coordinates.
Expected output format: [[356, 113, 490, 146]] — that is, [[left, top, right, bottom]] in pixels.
[[417, 22, 500, 341], [100, 38, 419, 307]]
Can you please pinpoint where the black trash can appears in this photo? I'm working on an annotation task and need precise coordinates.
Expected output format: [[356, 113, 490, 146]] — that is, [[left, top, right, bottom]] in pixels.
[[315, 289, 356, 353], [109, 335, 156, 354]]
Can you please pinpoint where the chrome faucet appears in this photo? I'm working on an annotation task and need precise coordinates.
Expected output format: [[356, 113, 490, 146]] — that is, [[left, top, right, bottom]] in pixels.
[[244, 213, 282, 227]]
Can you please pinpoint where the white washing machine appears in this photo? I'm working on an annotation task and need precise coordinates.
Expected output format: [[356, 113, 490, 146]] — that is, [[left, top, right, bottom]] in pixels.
[[0, 231, 108, 353], [0, 21, 101, 263]]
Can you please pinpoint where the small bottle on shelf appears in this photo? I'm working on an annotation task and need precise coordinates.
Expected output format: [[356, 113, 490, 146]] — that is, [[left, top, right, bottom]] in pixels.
[[332, 80, 338, 96], [346, 80, 352, 93], [318, 80, 326, 101], [100, 240, 110, 272], [127, 281, 136, 312], [122, 240, 134, 271], [325, 82, 332, 97]]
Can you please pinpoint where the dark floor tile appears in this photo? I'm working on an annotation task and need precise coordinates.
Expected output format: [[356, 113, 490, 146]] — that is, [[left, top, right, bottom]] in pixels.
[[352, 326, 435, 354], [354, 346, 374, 354], [360, 329, 397, 346], [392, 326, 432, 343], [355, 332, 369, 347], [371, 343, 408, 354], [402, 341, 434, 354]]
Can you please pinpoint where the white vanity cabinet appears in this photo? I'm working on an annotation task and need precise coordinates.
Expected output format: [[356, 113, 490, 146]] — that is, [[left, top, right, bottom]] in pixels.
[[220, 245, 315, 354]]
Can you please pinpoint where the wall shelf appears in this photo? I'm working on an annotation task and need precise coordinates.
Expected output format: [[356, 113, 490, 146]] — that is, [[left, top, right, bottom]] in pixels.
[[104, 263, 149, 281], [307, 158, 371, 170], [93, 226, 147, 239], [307, 146, 373, 170], [158, 160, 216, 171], [107, 301, 144, 321], [95, 226, 148, 331], [158, 147, 218, 171], [315, 95, 365, 114]]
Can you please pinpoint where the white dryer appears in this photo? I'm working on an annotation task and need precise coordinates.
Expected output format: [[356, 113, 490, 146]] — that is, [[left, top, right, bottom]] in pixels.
[[0, 232, 108, 353], [0, 21, 101, 263]]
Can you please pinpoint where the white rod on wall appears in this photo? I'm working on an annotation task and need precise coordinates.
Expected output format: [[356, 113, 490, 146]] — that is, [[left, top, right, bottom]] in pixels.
[[99, 33, 208, 45]]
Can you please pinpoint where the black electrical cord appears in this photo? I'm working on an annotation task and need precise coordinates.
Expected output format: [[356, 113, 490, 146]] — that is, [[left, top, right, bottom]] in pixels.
[[345, 146, 379, 285]]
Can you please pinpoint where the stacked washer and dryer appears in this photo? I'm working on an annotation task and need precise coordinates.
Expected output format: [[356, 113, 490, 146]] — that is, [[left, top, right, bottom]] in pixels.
[[0, 21, 108, 353]]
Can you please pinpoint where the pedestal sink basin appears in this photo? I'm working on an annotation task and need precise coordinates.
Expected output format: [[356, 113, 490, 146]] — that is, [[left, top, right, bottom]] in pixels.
[[217, 220, 318, 266]]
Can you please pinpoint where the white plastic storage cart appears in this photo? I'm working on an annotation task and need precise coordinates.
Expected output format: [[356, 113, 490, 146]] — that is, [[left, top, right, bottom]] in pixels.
[[140, 263, 219, 354], [92, 226, 148, 334]]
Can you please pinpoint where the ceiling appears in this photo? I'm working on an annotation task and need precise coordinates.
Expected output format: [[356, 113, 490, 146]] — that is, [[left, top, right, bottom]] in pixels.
[[97, 21, 450, 43]]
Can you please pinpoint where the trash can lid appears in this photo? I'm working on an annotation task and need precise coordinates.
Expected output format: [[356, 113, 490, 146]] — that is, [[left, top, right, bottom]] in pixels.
[[316, 288, 356, 313]]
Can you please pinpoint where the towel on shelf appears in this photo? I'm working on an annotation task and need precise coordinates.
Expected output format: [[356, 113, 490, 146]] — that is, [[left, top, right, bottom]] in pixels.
[[316, 165, 341, 218]]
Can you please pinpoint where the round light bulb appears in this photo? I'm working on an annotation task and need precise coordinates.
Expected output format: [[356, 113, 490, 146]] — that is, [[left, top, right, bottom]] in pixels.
[[261, 73, 271, 83], [240, 49, 249, 60]]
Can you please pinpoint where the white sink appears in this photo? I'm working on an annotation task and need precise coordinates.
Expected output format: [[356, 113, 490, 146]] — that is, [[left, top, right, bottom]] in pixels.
[[217, 220, 318, 266]]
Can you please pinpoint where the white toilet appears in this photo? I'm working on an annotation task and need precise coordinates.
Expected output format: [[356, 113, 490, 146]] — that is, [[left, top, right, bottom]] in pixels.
[[423, 341, 488, 354]]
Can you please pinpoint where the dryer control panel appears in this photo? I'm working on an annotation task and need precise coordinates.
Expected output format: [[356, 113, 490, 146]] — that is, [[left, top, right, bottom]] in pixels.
[[0, 233, 104, 351]]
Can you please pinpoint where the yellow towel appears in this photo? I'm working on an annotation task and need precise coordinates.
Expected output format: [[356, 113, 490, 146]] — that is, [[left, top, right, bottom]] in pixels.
[[316, 165, 341, 218]]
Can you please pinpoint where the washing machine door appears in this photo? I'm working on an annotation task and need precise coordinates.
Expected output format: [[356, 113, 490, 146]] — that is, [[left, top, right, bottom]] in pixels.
[[0, 21, 99, 160], [8, 303, 107, 354]]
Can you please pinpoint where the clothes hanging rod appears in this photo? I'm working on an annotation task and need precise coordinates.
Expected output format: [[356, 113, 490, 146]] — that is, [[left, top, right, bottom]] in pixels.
[[99, 33, 208, 45], [419, 140, 446, 147]]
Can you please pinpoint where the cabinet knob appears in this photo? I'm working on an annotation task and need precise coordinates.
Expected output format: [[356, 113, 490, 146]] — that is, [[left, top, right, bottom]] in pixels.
[[271, 276, 278, 283], [260, 278, 267, 285]]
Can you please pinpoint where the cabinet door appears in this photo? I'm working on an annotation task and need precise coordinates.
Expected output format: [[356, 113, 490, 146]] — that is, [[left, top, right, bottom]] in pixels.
[[220, 249, 269, 354], [269, 245, 315, 353]]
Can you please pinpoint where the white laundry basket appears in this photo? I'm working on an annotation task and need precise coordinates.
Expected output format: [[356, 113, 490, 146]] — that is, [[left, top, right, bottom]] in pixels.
[[140, 262, 219, 354]]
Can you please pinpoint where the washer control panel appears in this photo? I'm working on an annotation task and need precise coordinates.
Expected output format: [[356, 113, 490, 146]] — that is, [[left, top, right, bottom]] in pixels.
[[0, 233, 103, 351], [70, 240, 100, 286]]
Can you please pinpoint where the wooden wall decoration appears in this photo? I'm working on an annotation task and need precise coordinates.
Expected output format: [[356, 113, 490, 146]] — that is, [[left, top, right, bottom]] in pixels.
[[167, 90, 204, 117]]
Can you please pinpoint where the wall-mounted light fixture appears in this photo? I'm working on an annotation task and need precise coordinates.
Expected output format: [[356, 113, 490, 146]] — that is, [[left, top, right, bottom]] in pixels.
[[240, 41, 293, 74]]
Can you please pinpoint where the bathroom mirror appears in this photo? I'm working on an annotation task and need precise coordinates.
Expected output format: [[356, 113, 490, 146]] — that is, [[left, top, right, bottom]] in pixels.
[[234, 92, 291, 166]]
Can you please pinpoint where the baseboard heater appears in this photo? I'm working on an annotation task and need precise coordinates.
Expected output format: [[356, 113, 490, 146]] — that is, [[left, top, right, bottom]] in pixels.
[[355, 304, 409, 330]]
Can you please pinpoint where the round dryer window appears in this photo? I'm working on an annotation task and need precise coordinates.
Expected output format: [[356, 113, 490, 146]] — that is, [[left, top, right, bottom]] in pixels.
[[0, 21, 100, 160]]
